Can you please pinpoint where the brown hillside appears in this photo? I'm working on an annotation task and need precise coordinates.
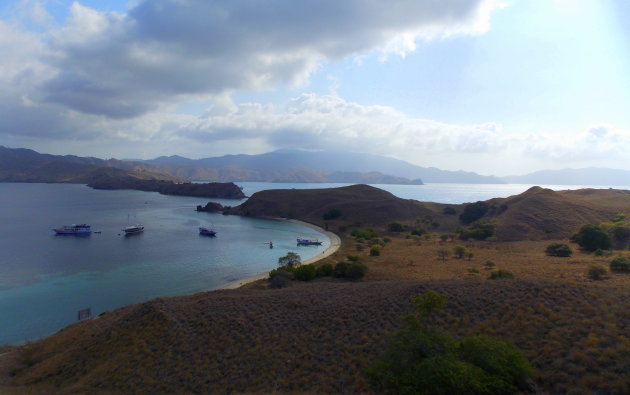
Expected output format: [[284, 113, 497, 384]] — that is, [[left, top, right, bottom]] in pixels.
[[488, 187, 630, 240], [227, 184, 449, 229], [2, 280, 628, 394]]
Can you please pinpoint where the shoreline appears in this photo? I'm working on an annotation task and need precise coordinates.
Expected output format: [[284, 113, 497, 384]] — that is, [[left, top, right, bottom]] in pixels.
[[220, 220, 341, 290]]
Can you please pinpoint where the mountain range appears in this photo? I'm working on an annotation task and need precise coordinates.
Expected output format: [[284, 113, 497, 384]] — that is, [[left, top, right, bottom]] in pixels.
[[2, 146, 630, 186]]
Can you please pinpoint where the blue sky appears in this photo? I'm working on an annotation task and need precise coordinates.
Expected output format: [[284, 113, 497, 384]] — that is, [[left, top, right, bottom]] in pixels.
[[0, 0, 628, 175]]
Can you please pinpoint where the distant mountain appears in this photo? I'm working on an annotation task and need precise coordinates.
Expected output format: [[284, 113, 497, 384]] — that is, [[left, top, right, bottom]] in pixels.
[[0, 146, 181, 184], [141, 149, 503, 184], [502, 168, 630, 186]]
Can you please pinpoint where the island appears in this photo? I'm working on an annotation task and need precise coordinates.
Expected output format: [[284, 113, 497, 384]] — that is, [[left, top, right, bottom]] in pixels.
[[88, 176, 246, 199]]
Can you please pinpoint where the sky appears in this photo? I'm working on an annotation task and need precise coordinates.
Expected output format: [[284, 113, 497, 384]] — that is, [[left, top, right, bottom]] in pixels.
[[0, 0, 629, 176]]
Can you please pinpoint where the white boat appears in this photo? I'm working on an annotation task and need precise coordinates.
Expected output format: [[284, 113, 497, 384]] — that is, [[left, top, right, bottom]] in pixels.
[[123, 224, 144, 234]]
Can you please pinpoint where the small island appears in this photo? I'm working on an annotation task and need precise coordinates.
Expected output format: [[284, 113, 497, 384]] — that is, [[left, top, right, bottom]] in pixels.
[[88, 176, 246, 199]]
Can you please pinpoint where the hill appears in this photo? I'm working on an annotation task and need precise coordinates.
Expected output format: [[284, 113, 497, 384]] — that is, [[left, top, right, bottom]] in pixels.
[[0, 146, 181, 184], [225, 184, 630, 241], [225, 184, 459, 230], [142, 149, 504, 184], [502, 167, 630, 186]]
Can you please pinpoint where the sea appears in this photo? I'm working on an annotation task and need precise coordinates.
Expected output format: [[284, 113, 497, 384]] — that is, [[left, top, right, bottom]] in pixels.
[[1, 181, 628, 345]]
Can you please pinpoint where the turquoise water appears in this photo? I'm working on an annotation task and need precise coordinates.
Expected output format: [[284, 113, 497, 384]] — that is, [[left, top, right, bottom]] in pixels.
[[0, 183, 329, 345]]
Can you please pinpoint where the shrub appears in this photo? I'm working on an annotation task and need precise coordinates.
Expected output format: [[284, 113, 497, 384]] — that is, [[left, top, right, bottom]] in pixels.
[[587, 264, 607, 280], [345, 262, 368, 280], [609, 256, 630, 273], [484, 260, 496, 269], [593, 248, 612, 257], [459, 201, 489, 224], [347, 255, 360, 262], [488, 270, 515, 280], [268, 269, 294, 288], [333, 262, 349, 277], [370, 245, 381, 256], [545, 242, 572, 257], [316, 263, 333, 277], [388, 222, 405, 232], [572, 224, 612, 252], [293, 264, 316, 281], [437, 248, 450, 261], [453, 245, 467, 259], [322, 208, 342, 220], [367, 291, 534, 395], [410, 228, 426, 236], [458, 220, 495, 241], [351, 228, 379, 240], [278, 252, 301, 268]]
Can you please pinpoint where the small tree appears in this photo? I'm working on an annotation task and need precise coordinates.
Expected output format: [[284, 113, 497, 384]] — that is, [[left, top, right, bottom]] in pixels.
[[488, 270, 515, 280], [370, 245, 381, 256], [587, 264, 607, 280], [293, 264, 316, 281], [388, 222, 405, 232], [437, 248, 450, 261], [484, 260, 496, 270], [278, 252, 301, 268], [610, 256, 630, 273], [545, 242, 572, 257], [453, 245, 467, 259], [572, 224, 612, 252]]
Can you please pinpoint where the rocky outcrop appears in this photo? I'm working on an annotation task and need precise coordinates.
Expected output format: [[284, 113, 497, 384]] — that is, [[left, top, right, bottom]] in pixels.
[[196, 202, 225, 212]]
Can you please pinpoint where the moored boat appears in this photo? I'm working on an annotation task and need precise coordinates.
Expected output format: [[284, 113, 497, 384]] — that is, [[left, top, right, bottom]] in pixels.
[[199, 227, 216, 237], [296, 238, 322, 246], [123, 224, 144, 234], [53, 224, 91, 235]]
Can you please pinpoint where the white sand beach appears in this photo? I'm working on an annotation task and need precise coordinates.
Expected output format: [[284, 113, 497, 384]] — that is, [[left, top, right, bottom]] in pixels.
[[220, 220, 341, 290]]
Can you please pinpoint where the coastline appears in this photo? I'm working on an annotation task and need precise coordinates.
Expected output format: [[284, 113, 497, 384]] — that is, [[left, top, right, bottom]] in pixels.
[[220, 220, 341, 290]]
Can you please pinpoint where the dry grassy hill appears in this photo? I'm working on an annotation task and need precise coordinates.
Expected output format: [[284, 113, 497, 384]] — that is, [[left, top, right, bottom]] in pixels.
[[487, 187, 630, 240], [226, 184, 460, 231], [2, 280, 628, 394]]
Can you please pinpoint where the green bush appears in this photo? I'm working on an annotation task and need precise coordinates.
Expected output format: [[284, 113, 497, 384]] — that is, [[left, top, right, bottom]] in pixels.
[[545, 242, 572, 257], [488, 270, 515, 280], [367, 291, 534, 395], [609, 256, 630, 273], [316, 263, 333, 277], [370, 245, 381, 256], [388, 222, 405, 232], [268, 269, 294, 288], [347, 255, 360, 262], [587, 264, 607, 280], [410, 228, 426, 236], [322, 208, 342, 220], [458, 220, 495, 241], [345, 262, 368, 280], [572, 224, 612, 252], [333, 262, 349, 277], [293, 264, 316, 281], [351, 228, 379, 240], [453, 245, 467, 259], [593, 248, 612, 257]]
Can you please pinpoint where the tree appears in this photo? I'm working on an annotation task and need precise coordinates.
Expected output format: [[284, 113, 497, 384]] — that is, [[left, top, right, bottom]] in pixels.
[[572, 224, 611, 252], [367, 291, 534, 394], [278, 252, 301, 268], [587, 264, 606, 280], [388, 222, 405, 232], [453, 245, 467, 259], [610, 256, 630, 273], [437, 248, 450, 261], [545, 242, 572, 257]]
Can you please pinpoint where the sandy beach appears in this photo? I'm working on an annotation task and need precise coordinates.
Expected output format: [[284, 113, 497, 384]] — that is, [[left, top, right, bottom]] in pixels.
[[220, 220, 341, 289]]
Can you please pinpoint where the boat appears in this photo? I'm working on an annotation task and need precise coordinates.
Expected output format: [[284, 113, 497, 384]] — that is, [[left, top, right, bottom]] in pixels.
[[53, 224, 91, 235], [123, 224, 144, 234], [199, 227, 216, 237], [296, 238, 323, 246]]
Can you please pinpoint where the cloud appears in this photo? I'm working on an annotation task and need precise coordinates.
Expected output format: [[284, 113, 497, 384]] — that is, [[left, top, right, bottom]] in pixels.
[[28, 0, 498, 118]]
